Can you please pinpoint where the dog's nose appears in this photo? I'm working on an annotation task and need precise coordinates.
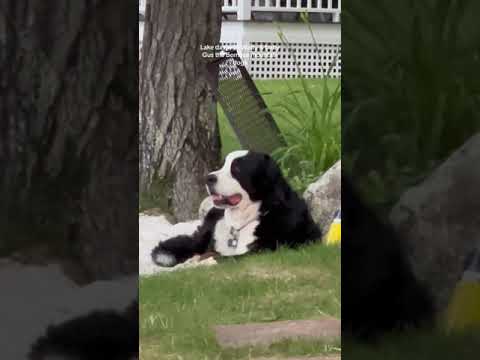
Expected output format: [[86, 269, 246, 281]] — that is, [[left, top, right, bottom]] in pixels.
[[206, 174, 217, 185]]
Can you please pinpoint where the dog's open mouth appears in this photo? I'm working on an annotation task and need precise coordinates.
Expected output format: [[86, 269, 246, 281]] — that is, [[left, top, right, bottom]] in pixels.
[[211, 193, 242, 206]]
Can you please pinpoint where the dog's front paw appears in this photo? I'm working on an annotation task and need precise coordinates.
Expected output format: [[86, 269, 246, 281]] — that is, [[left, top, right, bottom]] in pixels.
[[151, 245, 177, 267]]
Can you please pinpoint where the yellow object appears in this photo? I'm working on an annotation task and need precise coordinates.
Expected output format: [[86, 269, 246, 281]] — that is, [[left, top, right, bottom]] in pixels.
[[445, 248, 480, 332], [325, 209, 341, 246]]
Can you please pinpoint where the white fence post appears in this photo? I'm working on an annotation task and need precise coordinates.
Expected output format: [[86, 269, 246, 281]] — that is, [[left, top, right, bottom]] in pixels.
[[237, 0, 252, 20], [333, 0, 341, 22]]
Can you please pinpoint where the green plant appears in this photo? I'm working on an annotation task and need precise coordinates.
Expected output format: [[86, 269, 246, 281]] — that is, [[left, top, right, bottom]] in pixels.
[[343, 0, 480, 208], [272, 17, 341, 193], [272, 77, 341, 193]]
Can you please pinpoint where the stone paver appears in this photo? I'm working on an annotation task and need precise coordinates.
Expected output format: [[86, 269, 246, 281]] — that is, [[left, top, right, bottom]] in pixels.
[[214, 318, 340, 348]]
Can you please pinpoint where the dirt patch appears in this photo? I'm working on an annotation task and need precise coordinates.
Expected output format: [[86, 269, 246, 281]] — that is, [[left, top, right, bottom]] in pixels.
[[214, 318, 340, 348], [246, 267, 297, 281], [245, 265, 329, 283]]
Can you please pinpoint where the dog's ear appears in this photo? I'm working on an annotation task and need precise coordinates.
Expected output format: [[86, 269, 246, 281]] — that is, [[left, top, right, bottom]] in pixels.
[[261, 154, 289, 206], [262, 154, 282, 185]]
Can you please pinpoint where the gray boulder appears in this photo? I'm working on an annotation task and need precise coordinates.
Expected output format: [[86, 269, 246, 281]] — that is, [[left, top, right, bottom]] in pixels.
[[390, 133, 480, 311], [303, 161, 341, 236]]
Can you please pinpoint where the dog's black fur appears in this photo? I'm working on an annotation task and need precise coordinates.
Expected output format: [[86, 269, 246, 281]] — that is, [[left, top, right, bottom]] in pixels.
[[152, 152, 321, 267], [342, 179, 434, 340], [29, 300, 138, 360]]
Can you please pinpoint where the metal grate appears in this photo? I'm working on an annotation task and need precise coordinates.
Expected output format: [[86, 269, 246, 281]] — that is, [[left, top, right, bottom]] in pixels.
[[207, 50, 286, 154]]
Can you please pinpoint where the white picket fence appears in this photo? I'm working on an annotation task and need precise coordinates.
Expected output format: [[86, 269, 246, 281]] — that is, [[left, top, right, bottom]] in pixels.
[[223, 0, 341, 22], [220, 21, 341, 79], [140, 0, 341, 21]]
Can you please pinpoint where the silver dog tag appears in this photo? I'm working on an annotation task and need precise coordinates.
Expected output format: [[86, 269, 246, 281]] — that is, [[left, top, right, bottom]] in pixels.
[[228, 227, 239, 248], [228, 238, 238, 248]]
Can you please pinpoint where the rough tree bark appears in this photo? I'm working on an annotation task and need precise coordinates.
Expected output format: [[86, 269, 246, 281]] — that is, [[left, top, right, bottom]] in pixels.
[[0, 1, 137, 281], [139, 0, 222, 221]]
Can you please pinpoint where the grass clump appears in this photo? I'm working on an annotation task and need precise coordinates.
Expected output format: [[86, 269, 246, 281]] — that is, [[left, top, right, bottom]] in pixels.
[[269, 16, 341, 193], [271, 76, 341, 193]]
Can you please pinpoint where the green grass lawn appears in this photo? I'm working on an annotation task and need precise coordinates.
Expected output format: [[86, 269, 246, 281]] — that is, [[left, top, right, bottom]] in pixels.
[[219, 78, 341, 158], [140, 243, 341, 360]]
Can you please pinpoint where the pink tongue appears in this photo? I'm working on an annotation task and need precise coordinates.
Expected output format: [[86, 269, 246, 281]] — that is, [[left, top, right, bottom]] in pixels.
[[227, 194, 242, 205], [211, 194, 242, 205]]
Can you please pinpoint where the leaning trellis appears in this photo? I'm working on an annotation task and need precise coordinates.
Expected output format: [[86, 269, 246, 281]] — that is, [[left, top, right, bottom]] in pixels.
[[207, 50, 286, 155]]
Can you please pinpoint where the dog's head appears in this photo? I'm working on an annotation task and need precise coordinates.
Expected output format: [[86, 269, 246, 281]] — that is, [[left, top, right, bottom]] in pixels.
[[206, 150, 285, 209]]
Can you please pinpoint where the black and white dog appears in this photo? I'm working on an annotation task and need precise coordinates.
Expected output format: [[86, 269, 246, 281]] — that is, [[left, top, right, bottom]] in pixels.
[[151, 150, 321, 267]]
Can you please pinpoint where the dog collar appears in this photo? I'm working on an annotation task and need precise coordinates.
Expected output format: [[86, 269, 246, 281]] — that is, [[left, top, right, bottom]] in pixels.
[[227, 217, 258, 249]]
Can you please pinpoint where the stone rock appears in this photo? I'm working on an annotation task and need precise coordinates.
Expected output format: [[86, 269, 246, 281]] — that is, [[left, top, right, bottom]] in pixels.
[[303, 161, 341, 235], [214, 318, 340, 348], [390, 133, 480, 311], [198, 196, 214, 220]]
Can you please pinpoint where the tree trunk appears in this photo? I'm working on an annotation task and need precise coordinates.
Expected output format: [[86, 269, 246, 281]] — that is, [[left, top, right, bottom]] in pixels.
[[0, 0, 138, 281], [139, 0, 222, 221]]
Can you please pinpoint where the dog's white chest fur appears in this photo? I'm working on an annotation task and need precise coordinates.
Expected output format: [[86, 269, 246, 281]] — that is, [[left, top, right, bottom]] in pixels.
[[214, 203, 261, 256]]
